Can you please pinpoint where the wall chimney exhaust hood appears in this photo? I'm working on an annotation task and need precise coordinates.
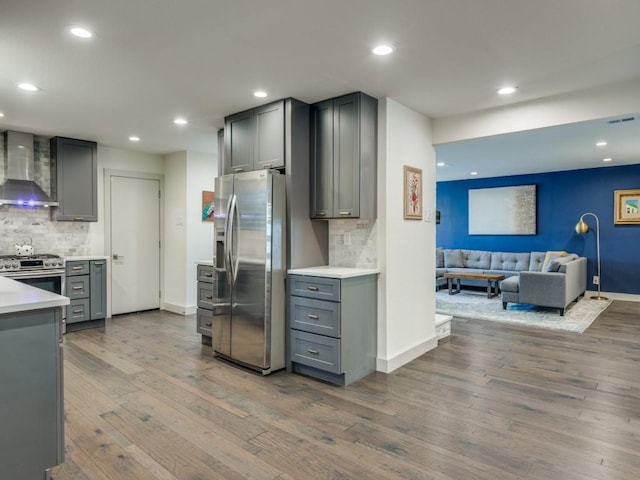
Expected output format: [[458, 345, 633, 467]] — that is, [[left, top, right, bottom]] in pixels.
[[0, 130, 58, 207]]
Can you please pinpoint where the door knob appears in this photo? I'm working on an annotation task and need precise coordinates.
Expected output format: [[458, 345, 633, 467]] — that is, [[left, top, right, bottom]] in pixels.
[[112, 254, 125, 260]]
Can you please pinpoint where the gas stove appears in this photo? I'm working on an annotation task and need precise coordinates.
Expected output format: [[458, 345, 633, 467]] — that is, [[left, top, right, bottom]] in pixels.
[[0, 254, 64, 273]]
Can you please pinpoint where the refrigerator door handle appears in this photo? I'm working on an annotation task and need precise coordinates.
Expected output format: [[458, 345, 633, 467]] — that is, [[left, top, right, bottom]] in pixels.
[[224, 194, 234, 286], [227, 193, 239, 285]]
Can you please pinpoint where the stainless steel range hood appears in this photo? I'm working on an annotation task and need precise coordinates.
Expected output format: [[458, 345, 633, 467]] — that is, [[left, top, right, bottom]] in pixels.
[[0, 131, 58, 207]]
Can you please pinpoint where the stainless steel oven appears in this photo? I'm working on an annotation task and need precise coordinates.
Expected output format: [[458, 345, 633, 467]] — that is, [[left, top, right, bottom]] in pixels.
[[0, 255, 65, 295]]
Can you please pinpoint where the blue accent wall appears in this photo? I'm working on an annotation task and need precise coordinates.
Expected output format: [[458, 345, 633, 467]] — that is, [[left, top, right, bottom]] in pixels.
[[436, 164, 640, 295]]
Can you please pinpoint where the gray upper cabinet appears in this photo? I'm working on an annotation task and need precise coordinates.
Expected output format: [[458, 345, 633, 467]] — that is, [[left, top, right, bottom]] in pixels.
[[50, 136, 97, 221], [223, 100, 284, 174], [310, 92, 377, 219]]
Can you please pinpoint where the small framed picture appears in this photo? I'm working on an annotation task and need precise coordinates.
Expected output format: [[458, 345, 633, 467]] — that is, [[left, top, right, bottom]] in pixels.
[[403, 165, 422, 220], [614, 189, 640, 224], [202, 191, 215, 222]]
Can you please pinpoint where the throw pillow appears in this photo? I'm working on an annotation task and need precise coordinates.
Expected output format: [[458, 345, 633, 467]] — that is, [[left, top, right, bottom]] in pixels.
[[541, 250, 567, 272], [545, 253, 577, 272], [444, 249, 464, 268]]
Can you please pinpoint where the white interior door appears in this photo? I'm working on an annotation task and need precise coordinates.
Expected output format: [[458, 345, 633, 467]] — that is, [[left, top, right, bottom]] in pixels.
[[110, 175, 161, 315]]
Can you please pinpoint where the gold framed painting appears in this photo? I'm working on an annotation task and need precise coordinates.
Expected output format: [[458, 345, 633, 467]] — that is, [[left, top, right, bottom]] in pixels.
[[403, 165, 422, 220], [614, 189, 640, 224]]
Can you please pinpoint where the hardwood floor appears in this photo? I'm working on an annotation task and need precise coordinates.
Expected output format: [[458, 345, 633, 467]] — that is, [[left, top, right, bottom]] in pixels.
[[51, 301, 640, 480]]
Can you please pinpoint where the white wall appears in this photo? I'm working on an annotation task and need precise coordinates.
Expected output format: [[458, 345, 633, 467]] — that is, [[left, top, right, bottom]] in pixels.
[[433, 78, 640, 144], [185, 150, 217, 311], [376, 98, 437, 373]]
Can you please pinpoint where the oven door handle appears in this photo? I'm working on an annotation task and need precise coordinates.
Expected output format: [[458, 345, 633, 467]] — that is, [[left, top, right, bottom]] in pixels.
[[2, 270, 65, 280]]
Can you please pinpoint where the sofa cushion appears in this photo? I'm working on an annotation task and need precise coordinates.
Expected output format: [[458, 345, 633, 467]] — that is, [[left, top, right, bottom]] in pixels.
[[444, 249, 464, 268], [490, 252, 530, 272], [461, 250, 492, 269], [435, 267, 447, 277], [436, 248, 444, 268], [500, 276, 519, 293], [528, 252, 546, 271], [542, 250, 567, 271], [545, 253, 578, 272]]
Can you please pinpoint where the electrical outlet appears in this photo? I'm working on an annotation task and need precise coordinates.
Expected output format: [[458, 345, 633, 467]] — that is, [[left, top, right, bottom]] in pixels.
[[592, 275, 599, 285]]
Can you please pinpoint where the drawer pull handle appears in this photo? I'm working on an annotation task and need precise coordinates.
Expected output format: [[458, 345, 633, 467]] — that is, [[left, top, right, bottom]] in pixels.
[[72, 286, 83, 290], [307, 314, 319, 319], [339, 211, 351, 216], [74, 217, 85, 221], [72, 266, 83, 270], [205, 273, 213, 277], [307, 349, 319, 355], [263, 163, 272, 169], [316, 212, 327, 216], [233, 167, 245, 172], [72, 309, 83, 314], [307, 286, 319, 291], [205, 322, 212, 327], [205, 295, 213, 300]]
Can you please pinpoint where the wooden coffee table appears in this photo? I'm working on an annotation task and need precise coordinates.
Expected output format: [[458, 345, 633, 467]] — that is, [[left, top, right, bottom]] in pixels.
[[443, 272, 505, 299]]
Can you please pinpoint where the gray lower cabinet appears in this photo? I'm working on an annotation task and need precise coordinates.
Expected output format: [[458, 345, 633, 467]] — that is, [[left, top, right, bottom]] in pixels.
[[288, 273, 377, 385], [310, 92, 377, 219], [196, 264, 224, 345], [224, 99, 285, 174], [65, 259, 107, 331], [50, 136, 98, 221], [0, 307, 64, 479]]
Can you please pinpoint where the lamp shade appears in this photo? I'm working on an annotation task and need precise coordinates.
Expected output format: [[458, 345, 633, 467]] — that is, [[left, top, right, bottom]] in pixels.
[[575, 219, 589, 234]]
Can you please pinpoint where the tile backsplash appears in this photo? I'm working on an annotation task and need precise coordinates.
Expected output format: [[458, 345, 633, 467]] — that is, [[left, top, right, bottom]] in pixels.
[[328, 219, 377, 268], [0, 134, 91, 256]]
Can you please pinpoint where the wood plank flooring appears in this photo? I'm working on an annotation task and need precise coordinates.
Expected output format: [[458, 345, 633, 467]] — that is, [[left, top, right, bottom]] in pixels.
[[51, 301, 640, 480]]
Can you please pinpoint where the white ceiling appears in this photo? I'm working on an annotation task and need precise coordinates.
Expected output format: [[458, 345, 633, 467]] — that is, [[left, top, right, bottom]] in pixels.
[[2, 0, 640, 176]]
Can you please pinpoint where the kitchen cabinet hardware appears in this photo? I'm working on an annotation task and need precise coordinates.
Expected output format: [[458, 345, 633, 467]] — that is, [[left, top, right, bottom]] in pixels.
[[205, 295, 213, 300], [310, 92, 377, 219], [196, 264, 221, 342], [233, 167, 244, 172], [205, 273, 213, 277], [72, 266, 83, 270], [73, 217, 84, 221], [262, 163, 272, 169], [307, 286, 319, 291], [205, 322, 212, 327], [65, 260, 106, 331], [72, 309, 82, 314], [307, 313, 319, 319], [72, 286, 82, 291], [307, 349, 319, 355]]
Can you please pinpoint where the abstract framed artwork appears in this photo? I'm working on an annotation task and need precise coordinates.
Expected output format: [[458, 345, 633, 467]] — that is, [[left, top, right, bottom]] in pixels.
[[614, 189, 640, 224], [202, 191, 215, 222], [403, 165, 422, 220], [468, 184, 536, 235]]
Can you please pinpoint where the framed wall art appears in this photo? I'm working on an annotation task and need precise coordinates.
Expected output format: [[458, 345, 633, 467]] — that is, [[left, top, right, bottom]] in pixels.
[[202, 191, 215, 222], [614, 189, 640, 224], [403, 165, 422, 220], [468, 184, 537, 235]]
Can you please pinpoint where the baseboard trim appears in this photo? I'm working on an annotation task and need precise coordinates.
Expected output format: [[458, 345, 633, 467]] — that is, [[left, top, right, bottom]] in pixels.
[[586, 290, 640, 302], [377, 335, 438, 374], [161, 302, 194, 315]]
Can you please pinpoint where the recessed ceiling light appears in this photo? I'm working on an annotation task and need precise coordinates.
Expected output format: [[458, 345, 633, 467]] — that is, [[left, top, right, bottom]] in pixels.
[[436, 162, 445, 167], [0, 112, 4, 117], [129, 136, 140, 142], [602, 157, 613, 162], [470, 171, 479, 176], [173, 117, 188, 125], [254, 90, 268, 98], [372, 45, 394, 56], [17, 82, 39, 91], [497, 86, 517, 95], [69, 27, 93, 38], [596, 141, 607, 147]]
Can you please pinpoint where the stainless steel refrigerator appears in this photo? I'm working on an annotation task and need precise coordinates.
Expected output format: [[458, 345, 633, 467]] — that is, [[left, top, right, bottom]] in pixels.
[[213, 169, 286, 374]]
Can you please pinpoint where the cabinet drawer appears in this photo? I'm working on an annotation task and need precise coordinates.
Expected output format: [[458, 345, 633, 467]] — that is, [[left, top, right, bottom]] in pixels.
[[66, 260, 89, 276], [197, 264, 215, 283], [66, 275, 89, 299], [67, 299, 90, 324], [198, 282, 216, 309], [290, 330, 341, 374], [197, 308, 213, 337], [289, 275, 340, 301], [290, 296, 340, 338]]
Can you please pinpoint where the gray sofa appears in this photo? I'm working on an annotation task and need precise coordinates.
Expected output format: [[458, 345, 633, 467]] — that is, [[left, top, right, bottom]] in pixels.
[[436, 248, 587, 315]]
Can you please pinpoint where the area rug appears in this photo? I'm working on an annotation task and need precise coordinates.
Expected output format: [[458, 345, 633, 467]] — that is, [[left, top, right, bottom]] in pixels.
[[435, 290, 612, 333]]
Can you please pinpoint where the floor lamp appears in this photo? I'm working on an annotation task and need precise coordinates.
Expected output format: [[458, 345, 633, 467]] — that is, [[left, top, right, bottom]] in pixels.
[[575, 212, 608, 300]]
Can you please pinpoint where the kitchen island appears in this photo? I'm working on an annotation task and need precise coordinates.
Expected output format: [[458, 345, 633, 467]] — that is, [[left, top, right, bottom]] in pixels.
[[0, 276, 69, 480]]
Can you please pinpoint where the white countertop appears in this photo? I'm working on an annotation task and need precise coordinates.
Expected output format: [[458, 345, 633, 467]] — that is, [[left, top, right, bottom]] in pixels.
[[0, 277, 69, 315], [65, 255, 109, 261], [287, 266, 380, 279], [196, 259, 214, 266]]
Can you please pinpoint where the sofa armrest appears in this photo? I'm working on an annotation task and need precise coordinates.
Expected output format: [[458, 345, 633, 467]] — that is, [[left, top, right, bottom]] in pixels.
[[518, 271, 566, 308], [562, 257, 587, 302]]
